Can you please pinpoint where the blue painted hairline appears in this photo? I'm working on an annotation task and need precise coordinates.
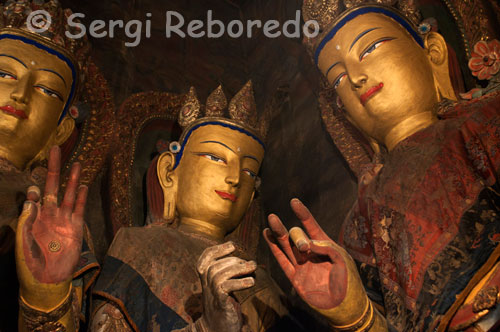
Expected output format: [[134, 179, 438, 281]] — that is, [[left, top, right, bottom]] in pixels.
[[173, 121, 265, 170], [0, 33, 77, 124], [314, 6, 424, 65]]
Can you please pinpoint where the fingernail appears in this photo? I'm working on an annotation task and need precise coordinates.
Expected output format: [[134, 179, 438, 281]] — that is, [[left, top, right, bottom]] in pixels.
[[224, 241, 235, 250], [297, 240, 310, 251]]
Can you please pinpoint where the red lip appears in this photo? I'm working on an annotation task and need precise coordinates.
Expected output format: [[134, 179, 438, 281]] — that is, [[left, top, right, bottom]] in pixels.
[[360, 82, 384, 106], [0, 105, 28, 119], [215, 190, 238, 203]]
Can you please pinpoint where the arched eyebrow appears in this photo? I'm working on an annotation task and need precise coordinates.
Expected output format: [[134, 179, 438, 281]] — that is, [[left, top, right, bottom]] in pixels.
[[0, 54, 27, 68], [201, 141, 234, 153], [37, 68, 67, 87], [326, 61, 340, 78], [349, 27, 380, 51], [243, 155, 259, 163]]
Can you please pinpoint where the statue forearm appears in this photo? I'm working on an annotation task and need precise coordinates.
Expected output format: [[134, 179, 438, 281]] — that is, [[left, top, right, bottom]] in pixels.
[[18, 284, 77, 332]]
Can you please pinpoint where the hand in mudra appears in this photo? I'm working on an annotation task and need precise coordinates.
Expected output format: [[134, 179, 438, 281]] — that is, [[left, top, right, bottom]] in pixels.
[[16, 146, 88, 290], [196, 241, 257, 332], [263, 199, 368, 325]]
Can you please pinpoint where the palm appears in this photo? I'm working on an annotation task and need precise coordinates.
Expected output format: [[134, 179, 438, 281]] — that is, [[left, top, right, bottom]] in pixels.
[[264, 199, 349, 310], [17, 146, 87, 285]]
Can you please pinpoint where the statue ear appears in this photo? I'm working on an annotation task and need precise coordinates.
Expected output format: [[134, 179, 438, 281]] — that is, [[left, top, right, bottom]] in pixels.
[[424, 32, 457, 101], [157, 152, 178, 221], [53, 116, 76, 146], [28, 116, 75, 167]]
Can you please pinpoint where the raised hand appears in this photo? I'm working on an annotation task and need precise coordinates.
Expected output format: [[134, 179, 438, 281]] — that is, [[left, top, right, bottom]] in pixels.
[[196, 241, 257, 332], [263, 199, 369, 326], [16, 146, 88, 307]]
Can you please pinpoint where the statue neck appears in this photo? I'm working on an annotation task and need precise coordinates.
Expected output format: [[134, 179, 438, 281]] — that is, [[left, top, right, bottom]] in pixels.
[[384, 112, 437, 151], [0, 147, 26, 170], [178, 217, 226, 241]]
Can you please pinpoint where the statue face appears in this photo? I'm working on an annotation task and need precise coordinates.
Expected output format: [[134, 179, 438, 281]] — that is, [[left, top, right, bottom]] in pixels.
[[0, 38, 73, 169], [317, 13, 439, 144], [174, 124, 264, 234]]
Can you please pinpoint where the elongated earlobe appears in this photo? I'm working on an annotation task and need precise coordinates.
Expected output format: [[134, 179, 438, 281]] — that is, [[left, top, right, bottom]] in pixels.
[[425, 32, 457, 101], [157, 152, 177, 222]]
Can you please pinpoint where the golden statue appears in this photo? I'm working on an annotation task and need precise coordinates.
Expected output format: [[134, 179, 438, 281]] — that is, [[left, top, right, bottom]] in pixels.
[[265, 1, 500, 331], [90, 83, 290, 332], [1, 1, 114, 331]]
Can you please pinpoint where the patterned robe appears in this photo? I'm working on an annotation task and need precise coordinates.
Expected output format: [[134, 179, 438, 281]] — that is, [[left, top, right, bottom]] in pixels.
[[340, 91, 500, 331], [91, 224, 293, 332]]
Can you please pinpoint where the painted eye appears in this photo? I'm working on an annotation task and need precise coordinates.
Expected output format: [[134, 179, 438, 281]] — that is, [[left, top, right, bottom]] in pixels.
[[201, 154, 226, 164], [243, 169, 257, 179], [333, 73, 347, 89], [34, 86, 63, 100], [0, 71, 16, 80], [360, 39, 392, 61]]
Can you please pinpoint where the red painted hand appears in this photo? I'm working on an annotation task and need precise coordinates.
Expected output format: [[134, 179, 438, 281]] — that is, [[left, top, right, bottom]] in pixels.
[[16, 146, 88, 289], [264, 199, 367, 325]]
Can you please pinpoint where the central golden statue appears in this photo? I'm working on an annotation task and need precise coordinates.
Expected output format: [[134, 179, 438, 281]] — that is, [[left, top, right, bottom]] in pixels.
[[16, 82, 290, 332]]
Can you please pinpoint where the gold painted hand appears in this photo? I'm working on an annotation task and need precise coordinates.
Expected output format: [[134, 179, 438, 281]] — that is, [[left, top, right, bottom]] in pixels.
[[264, 199, 376, 328], [16, 146, 88, 309]]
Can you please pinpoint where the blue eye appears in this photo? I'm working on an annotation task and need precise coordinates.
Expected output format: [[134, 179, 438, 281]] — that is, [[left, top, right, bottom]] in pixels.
[[333, 73, 347, 89], [243, 169, 257, 179], [200, 154, 226, 164], [360, 38, 394, 61], [0, 70, 16, 80], [34, 85, 63, 101]]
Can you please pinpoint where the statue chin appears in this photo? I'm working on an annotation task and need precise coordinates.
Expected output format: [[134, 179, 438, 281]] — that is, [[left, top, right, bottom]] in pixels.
[[0, 38, 74, 170]]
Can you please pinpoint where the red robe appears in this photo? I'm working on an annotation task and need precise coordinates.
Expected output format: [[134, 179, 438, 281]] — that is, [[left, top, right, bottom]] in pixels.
[[340, 91, 500, 331]]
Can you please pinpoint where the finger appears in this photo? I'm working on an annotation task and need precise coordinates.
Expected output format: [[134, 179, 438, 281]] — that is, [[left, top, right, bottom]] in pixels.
[[211, 260, 257, 288], [289, 227, 311, 252], [26, 186, 41, 202], [61, 163, 82, 219], [43, 146, 61, 211], [206, 257, 247, 282], [73, 185, 88, 222], [221, 277, 255, 294], [290, 198, 330, 241], [197, 241, 235, 275], [263, 228, 295, 279], [309, 240, 346, 263], [268, 214, 297, 265], [15, 201, 38, 257]]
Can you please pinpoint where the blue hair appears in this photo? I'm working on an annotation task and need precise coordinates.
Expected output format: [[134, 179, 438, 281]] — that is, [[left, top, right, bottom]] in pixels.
[[0, 33, 77, 124], [173, 121, 265, 170], [314, 6, 424, 65]]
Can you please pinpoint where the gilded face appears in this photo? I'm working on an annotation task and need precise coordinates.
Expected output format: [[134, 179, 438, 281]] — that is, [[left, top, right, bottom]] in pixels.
[[317, 13, 438, 144], [0, 38, 73, 169], [174, 124, 264, 233]]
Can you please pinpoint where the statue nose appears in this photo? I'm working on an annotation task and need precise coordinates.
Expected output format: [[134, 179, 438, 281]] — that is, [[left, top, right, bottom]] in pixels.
[[225, 160, 241, 187], [352, 76, 368, 89], [10, 75, 30, 105]]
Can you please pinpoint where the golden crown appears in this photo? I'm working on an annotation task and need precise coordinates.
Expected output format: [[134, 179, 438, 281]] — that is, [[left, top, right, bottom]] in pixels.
[[178, 81, 268, 143], [302, 0, 422, 58], [0, 0, 90, 77]]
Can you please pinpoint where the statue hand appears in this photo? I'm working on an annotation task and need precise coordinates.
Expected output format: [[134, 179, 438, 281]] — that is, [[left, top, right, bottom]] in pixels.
[[196, 241, 257, 332], [263, 199, 369, 326], [16, 146, 88, 307]]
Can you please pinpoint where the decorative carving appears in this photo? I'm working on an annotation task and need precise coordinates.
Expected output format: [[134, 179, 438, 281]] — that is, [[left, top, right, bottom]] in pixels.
[[442, 0, 495, 57], [109, 92, 186, 232]]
